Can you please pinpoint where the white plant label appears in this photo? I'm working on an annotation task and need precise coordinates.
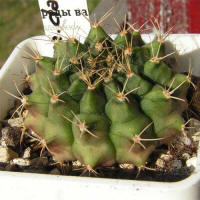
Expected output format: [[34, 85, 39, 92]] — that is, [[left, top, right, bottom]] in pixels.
[[38, 0, 91, 42]]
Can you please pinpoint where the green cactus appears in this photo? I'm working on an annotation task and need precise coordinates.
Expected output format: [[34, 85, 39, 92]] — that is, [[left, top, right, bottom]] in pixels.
[[104, 80, 156, 166], [7, 16, 194, 173]]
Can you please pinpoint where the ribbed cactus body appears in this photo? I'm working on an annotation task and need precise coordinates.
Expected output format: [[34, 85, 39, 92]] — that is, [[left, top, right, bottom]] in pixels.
[[19, 19, 191, 169]]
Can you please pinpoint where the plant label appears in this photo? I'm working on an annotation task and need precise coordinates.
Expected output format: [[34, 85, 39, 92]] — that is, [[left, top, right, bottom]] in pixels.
[[37, 0, 91, 42]]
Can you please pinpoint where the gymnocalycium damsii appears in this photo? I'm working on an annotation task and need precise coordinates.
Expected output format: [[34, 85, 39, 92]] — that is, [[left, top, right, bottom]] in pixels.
[[5, 11, 195, 174]]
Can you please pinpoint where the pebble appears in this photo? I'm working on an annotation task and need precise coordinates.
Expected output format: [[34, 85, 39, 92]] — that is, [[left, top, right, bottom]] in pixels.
[[156, 158, 165, 168], [160, 154, 173, 161], [119, 163, 134, 169], [180, 136, 192, 146], [8, 117, 24, 128], [1, 127, 20, 147], [182, 153, 191, 160], [31, 157, 48, 168], [72, 160, 82, 168], [23, 147, 31, 159], [186, 157, 197, 168], [192, 134, 200, 142], [12, 158, 31, 167], [0, 146, 18, 163], [50, 168, 61, 175], [171, 160, 182, 169]]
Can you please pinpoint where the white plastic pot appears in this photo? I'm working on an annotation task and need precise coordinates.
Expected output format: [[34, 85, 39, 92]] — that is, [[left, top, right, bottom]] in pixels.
[[0, 35, 200, 200]]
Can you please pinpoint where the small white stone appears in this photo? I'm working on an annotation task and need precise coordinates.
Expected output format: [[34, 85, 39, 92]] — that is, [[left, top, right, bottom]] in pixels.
[[156, 158, 165, 168], [12, 158, 31, 166], [160, 154, 172, 161], [8, 117, 24, 128], [0, 146, 18, 163], [0, 139, 7, 148], [23, 147, 31, 159], [180, 136, 192, 146], [192, 134, 200, 142], [119, 163, 134, 169], [72, 160, 82, 168], [186, 157, 197, 168], [182, 153, 190, 160]]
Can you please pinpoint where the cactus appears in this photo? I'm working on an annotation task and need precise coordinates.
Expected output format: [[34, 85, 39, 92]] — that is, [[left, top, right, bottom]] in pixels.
[[7, 16, 194, 173]]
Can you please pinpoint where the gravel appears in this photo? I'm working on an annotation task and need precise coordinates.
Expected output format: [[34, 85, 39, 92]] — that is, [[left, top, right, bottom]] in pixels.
[[0, 146, 18, 163], [1, 127, 20, 147], [12, 158, 31, 167]]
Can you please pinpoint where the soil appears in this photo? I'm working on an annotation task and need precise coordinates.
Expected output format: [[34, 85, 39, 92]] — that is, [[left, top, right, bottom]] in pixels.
[[0, 76, 199, 182]]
